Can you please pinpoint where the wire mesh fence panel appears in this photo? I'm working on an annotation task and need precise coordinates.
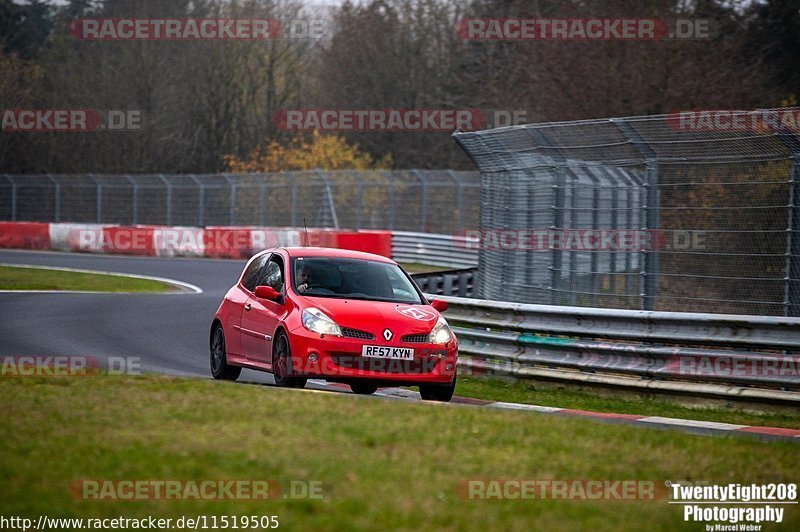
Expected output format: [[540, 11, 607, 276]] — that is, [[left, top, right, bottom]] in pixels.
[[454, 108, 800, 317], [0, 170, 481, 235]]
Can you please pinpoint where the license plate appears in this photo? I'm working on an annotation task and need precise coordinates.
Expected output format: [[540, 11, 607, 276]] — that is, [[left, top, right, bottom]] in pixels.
[[361, 345, 414, 360]]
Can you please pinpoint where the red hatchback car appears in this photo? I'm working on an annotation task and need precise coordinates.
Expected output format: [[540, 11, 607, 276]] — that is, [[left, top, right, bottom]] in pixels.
[[210, 247, 458, 401]]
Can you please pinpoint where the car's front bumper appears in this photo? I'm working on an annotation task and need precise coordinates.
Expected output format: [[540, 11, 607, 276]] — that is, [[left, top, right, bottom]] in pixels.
[[286, 326, 458, 384]]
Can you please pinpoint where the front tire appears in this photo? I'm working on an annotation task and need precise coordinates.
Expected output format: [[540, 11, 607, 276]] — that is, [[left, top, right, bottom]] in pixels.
[[419, 375, 456, 402], [210, 325, 241, 381], [350, 382, 379, 395], [272, 332, 307, 389]]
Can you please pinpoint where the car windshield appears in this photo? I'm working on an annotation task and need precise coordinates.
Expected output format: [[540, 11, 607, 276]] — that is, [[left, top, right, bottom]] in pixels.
[[291, 257, 423, 304]]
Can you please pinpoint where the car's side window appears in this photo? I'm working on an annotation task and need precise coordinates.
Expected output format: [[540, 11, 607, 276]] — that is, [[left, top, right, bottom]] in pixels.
[[259, 256, 284, 292], [241, 254, 269, 292]]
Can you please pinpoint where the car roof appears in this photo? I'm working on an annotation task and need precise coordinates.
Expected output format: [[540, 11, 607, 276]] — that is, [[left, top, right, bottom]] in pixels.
[[275, 247, 397, 264]]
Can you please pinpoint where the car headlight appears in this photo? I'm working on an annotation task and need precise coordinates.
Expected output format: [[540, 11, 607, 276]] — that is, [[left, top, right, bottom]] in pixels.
[[302, 308, 342, 337], [429, 317, 453, 344]]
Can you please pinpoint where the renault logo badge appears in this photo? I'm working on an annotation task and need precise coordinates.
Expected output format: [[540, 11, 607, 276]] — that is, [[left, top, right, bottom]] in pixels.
[[383, 329, 393, 341]]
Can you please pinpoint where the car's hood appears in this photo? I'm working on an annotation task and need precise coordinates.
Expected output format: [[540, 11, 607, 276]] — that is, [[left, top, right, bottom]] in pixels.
[[300, 297, 439, 334]]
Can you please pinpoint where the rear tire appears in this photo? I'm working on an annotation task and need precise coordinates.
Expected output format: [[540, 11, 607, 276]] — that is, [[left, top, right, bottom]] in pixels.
[[350, 382, 379, 395], [272, 332, 307, 389], [419, 375, 456, 402], [210, 325, 241, 381]]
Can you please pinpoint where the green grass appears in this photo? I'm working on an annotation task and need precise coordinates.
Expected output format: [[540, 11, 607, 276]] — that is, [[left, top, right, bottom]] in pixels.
[[0, 375, 797, 531], [455, 375, 800, 429], [0, 265, 174, 292]]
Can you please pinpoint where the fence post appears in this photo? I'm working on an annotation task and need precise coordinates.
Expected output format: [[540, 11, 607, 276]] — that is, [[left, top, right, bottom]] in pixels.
[[351, 171, 363, 230], [447, 170, 465, 231], [773, 132, 800, 317], [188, 175, 203, 227], [288, 173, 298, 227], [89, 174, 102, 223], [567, 171, 578, 305], [786, 156, 800, 317], [587, 166, 601, 305], [618, 168, 640, 302], [785, 156, 800, 316], [222, 174, 235, 226], [157, 174, 172, 226], [612, 118, 660, 311], [383, 171, 396, 230], [258, 174, 266, 226], [6, 175, 17, 221], [124, 174, 139, 225], [314, 170, 339, 228], [549, 172, 567, 305], [411, 170, 429, 232], [775, 128, 800, 317], [603, 167, 620, 296], [47, 174, 60, 222]]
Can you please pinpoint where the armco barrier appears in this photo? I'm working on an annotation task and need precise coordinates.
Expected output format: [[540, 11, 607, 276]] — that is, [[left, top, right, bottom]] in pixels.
[[413, 268, 477, 297], [391, 231, 478, 269], [431, 295, 800, 404]]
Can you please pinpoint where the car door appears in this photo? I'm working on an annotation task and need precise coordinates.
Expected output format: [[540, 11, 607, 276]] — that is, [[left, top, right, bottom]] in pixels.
[[226, 253, 268, 357], [240, 253, 286, 364]]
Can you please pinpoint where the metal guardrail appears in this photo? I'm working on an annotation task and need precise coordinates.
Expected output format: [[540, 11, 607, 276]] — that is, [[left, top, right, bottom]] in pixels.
[[392, 231, 478, 269], [431, 295, 800, 404], [412, 269, 476, 297]]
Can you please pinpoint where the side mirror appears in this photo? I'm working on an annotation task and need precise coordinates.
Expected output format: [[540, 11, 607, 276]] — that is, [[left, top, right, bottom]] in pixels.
[[430, 299, 448, 312], [254, 285, 280, 301]]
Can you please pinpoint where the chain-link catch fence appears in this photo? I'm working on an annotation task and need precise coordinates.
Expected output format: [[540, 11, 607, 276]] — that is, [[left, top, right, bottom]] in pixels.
[[454, 108, 800, 317]]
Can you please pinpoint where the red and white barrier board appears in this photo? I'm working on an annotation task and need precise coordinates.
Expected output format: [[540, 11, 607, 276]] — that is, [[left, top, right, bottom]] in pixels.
[[0, 222, 391, 259], [302, 230, 392, 258], [49, 223, 104, 252], [0, 222, 51, 250]]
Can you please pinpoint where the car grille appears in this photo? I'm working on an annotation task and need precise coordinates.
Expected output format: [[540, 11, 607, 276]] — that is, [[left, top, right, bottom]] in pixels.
[[341, 327, 375, 340], [401, 333, 429, 343]]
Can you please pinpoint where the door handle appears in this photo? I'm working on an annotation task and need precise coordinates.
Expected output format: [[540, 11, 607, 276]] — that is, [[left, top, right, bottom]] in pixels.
[[244, 303, 251, 311]]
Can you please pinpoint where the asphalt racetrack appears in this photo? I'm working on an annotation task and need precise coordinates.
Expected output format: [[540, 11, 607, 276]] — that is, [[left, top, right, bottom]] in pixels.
[[0, 249, 273, 382]]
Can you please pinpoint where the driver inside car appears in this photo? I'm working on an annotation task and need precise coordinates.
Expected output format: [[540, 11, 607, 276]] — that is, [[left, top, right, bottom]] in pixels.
[[296, 265, 313, 293]]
